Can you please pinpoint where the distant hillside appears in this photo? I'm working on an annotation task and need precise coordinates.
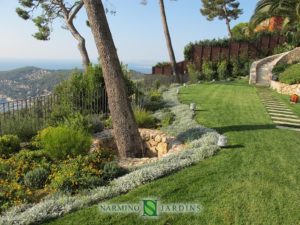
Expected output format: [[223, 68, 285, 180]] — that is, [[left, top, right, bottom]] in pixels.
[[129, 70, 146, 81], [0, 67, 73, 100]]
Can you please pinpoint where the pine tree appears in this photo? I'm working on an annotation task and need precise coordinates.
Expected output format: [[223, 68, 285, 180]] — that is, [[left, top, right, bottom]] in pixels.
[[200, 0, 243, 38], [16, 0, 90, 71]]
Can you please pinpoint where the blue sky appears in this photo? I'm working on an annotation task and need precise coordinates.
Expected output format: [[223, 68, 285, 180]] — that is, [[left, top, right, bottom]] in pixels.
[[0, 0, 256, 69]]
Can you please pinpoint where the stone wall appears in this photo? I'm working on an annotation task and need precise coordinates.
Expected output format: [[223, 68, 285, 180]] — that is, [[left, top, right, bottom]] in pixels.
[[276, 47, 300, 65], [91, 128, 181, 159], [270, 80, 300, 97]]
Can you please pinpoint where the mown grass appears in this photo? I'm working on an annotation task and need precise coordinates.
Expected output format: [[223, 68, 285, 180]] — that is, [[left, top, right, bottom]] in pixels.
[[45, 80, 300, 225]]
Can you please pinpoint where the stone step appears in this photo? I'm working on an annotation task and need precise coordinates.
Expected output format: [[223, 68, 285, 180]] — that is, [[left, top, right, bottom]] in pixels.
[[269, 112, 299, 118], [271, 116, 300, 123], [267, 109, 296, 115], [265, 106, 293, 112], [276, 125, 300, 132], [273, 120, 300, 127], [264, 102, 286, 106], [265, 104, 287, 108]]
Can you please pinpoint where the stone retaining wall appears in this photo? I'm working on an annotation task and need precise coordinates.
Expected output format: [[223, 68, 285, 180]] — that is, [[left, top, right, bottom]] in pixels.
[[91, 128, 181, 159], [270, 80, 300, 97]]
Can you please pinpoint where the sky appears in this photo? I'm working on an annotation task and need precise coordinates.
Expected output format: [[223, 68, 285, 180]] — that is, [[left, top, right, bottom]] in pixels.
[[0, 0, 257, 70]]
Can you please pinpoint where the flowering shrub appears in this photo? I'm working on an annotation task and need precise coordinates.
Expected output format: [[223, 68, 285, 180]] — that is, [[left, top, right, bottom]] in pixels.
[[48, 151, 118, 194], [0, 149, 117, 213], [0, 135, 21, 158]]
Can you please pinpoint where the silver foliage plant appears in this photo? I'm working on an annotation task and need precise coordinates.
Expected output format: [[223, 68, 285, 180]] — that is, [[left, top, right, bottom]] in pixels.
[[0, 86, 220, 225]]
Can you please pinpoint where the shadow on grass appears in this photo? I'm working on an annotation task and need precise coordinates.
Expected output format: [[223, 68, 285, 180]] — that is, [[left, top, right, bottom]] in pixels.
[[222, 144, 245, 149], [176, 127, 209, 143], [213, 124, 276, 133]]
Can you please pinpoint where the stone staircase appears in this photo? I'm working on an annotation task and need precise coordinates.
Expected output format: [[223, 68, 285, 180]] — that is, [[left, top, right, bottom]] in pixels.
[[249, 52, 288, 86], [258, 88, 300, 131]]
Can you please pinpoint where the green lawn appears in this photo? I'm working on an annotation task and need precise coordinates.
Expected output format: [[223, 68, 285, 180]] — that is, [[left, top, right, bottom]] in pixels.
[[45, 81, 300, 225]]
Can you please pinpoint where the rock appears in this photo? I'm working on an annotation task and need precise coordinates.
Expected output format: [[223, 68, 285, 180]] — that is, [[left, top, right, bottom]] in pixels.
[[156, 142, 168, 158], [154, 135, 162, 142], [146, 146, 158, 157], [149, 139, 158, 147]]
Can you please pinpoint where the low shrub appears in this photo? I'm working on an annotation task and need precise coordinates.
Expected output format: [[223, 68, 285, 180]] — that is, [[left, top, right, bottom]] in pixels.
[[148, 90, 163, 102], [187, 63, 201, 83], [134, 107, 156, 128], [24, 168, 49, 189], [104, 116, 113, 129], [231, 60, 241, 77], [142, 89, 165, 111], [202, 62, 217, 81], [217, 60, 230, 80], [0, 135, 21, 157], [0, 116, 42, 141], [39, 125, 92, 160], [279, 63, 300, 85], [273, 42, 295, 54], [102, 161, 127, 182], [49, 151, 119, 193], [160, 109, 175, 127]]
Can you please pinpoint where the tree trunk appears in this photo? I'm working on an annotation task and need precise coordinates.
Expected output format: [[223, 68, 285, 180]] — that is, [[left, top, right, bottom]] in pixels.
[[82, 0, 144, 158], [159, 0, 180, 83], [223, 6, 232, 38], [66, 20, 91, 71], [225, 17, 232, 38]]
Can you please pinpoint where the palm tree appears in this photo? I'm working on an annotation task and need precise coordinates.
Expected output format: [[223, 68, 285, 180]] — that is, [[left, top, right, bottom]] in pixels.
[[82, 0, 144, 158], [250, 0, 300, 30]]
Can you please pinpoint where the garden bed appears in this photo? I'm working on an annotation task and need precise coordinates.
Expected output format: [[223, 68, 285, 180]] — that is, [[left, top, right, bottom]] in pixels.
[[0, 85, 220, 225]]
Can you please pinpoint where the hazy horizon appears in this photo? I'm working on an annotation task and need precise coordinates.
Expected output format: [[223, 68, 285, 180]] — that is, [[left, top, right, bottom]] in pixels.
[[0, 58, 153, 74]]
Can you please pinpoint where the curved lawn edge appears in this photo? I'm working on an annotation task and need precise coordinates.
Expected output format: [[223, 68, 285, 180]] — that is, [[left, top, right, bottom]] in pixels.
[[0, 85, 220, 225]]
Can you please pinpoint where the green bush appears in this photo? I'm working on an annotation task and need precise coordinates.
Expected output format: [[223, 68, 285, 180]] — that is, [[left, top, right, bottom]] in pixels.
[[39, 126, 92, 160], [49, 157, 101, 193], [142, 90, 165, 111], [217, 60, 230, 80], [0, 116, 42, 141], [134, 107, 156, 128], [231, 60, 242, 77], [102, 161, 127, 182], [202, 62, 216, 81], [161, 111, 175, 127], [273, 42, 295, 54], [187, 63, 200, 83], [0, 135, 21, 157], [24, 167, 49, 189], [49, 151, 120, 193], [279, 64, 300, 85]]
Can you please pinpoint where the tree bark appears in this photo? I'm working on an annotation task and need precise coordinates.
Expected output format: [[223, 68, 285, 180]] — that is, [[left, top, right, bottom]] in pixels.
[[59, 1, 90, 71], [225, 17, 232, 38], [159, 0, 180, 83], [223, 6, 233, 38], [82, 0, 144, 158], [66, 20, 91, 71]]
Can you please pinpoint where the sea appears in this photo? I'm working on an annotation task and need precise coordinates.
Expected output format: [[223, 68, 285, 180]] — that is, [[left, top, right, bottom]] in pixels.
[[0, 59, 153, 74]]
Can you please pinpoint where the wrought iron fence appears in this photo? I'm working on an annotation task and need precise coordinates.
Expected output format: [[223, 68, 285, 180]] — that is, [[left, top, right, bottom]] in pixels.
[[0, 88, 110, 136]]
